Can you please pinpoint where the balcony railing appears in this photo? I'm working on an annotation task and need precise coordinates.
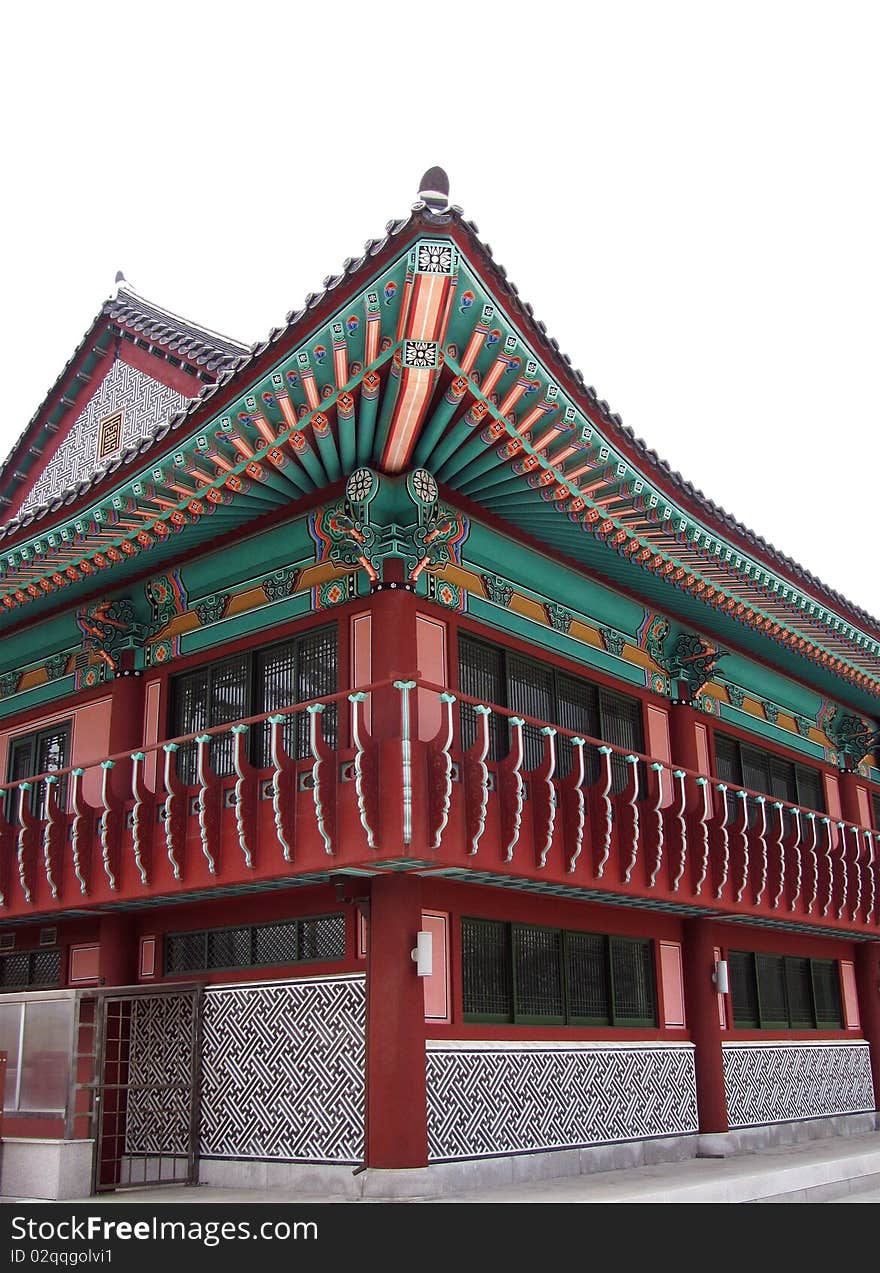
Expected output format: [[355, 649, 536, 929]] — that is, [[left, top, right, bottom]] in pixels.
[[0, 678, 877, 934]]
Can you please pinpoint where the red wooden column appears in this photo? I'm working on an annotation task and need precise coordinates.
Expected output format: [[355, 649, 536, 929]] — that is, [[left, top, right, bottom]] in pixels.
[[837, 766, 866, 828], [682, 916, 729, 1134], [855, 942, 880, 1112], [106, 657, 146, 803], [365, 873, 428, 1167], [669, 699, 728, 1134]]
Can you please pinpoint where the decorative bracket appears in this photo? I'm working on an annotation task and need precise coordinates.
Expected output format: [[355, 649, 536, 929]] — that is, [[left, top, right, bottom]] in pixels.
[[646, 618, 729, 703]]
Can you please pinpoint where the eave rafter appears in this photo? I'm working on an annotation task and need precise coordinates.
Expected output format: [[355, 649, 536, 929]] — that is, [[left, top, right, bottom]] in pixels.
[[2, 224, 879, 702]]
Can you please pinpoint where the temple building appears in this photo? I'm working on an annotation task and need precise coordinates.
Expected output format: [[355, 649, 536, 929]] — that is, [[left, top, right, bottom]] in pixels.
[[0, 170, 878, 1199]]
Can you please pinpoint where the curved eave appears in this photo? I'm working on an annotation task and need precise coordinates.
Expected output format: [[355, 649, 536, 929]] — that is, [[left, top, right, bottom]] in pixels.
[[0, 215, 877, 712]]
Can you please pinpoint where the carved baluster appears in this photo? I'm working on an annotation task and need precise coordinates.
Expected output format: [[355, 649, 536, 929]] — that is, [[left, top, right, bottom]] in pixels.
[[819, 817, 834, 917], [427, 693, 456, 851], [593, 746, 614, 880], [130, 751, 153, 886], [308, 703, 336, 856], [770, 802, 785, 910], [349, 693, 379, 851], [752, 796, 768, 906], [848, 825, 862, 924], [42, 775, 63, 899], [195, 736, 221, 875], [620, 755, 641, 884], [713, 784, 730, 900], [865, 831, 877, 926], [533, 726, 557, 869], [269, 715, 296, 862], [98, 760, 122, 891], [499, 717, 525, 863], [788, 809, 803, 912], [231, 725, 257, 869], [17, 785, 37, 903], [0, 797, 14, 907], [804, 812, 819, 915], [835, 821, 848, 921], [647, 762, 665, 889], [393, 681, 416, 851], [692, 776, 711, 896], [162, 743, 186, 880], [869, 834, 879, 926], [70, 768, 92, 895], [562, 738, 586, 873], [732, 790, 750, 903], [669, 770, 688, 893], [463, 704, 491, 858]]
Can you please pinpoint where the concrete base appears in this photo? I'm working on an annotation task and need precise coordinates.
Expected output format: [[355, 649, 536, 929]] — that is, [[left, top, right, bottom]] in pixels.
[[0, 1139, 94, 1200]]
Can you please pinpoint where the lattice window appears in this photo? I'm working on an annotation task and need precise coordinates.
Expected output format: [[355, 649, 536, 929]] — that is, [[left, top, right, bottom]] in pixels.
[[461, 918, 512, 1018], [729, 950, 760, 1027], [5, 722, 71, 822], [462, 918, 656, 1026], [172, 627, 338, 779], [513, 924, 564, 1020], [872, 792, 880, 833], [811, 959, 843, 1028], [714, 733, 825, 822], [609, 936, 656, 1024], [729, 949, 843, 1029], [164, 914, 346, 976], [457, 635, 643, 781], [0, 949, 61, 990], [565, 930, 610, 1023]]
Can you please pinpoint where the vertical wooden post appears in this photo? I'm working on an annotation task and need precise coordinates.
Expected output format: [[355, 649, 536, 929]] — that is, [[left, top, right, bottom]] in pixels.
[[365, 873, 428, 1168], [855, 942, 880, 1113], [682, 916, 729, 1135]]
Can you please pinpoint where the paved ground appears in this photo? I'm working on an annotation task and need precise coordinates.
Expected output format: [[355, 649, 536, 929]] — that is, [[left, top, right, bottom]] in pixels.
[[6, 1132, 879, 1205]]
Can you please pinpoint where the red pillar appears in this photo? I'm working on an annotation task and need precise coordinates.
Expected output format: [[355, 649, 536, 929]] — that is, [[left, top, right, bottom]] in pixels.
[[106, 661, 146, 803], [838, 767, 865, 828], [682, 917, 729, 1134], [855, 943, 880, 1111], [365, 873, 428, 1168], [667, 701, 707, 776], [98, 913, 137, 986]]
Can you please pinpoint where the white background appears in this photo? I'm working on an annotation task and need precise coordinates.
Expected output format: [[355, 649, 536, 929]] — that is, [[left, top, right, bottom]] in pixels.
[[2, 2, 877, 616]]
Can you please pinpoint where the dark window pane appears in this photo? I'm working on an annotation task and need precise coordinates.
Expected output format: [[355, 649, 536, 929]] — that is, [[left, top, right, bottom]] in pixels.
[[299, 914, 346, 961], [566, 931, 610, 1022], [796, 767, 824, 815], [207, 656, 249, 777], [172, 670, 209, 785], [507, 656, 553, 771], [462, 918, 511, 1018], [458, 638, 505, 760], [811, 960, 843, 1028], [729, 951, 759, 1027], [295, 629, 338, 760], [756, 953, 788, 1026], [610, 938, 656, 1023], [253, 922, 298, 966], [556, 674, 600, 780], [165, 932, 207, 974], [872, 793, 880, 833], [785, 957, 814, 1027], [600, 691, 643, 795], [0, 953, 32, 987], [257, 642, 298, 768], [768, 757, 796, 804], [513, 925, 563, 1018], [206, 927, 251, 969]]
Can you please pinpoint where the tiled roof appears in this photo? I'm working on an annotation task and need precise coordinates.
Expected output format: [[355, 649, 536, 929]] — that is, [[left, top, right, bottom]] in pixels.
[[0, 205, 875, 638]]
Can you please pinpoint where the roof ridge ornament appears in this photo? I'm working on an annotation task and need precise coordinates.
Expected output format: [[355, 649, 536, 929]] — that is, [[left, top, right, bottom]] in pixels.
[[417, 167, 450, 213]]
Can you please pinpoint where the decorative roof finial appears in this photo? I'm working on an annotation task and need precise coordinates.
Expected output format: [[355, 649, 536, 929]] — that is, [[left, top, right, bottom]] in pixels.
[[418, 166, 450, 213], [113, 270, 133, 297]]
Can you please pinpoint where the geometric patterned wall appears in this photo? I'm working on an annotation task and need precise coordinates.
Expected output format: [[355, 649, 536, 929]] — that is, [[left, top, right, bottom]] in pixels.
[[723, 1042, 875, 1129], [124, 991, 198, 1158], [200, 975, 365, 1163], [426, 1042, 698, 1161], [20, 358, 189, 514]]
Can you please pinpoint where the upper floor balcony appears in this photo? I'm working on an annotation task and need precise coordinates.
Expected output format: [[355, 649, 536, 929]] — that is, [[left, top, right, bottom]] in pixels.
[[0, 677, 877, 939]]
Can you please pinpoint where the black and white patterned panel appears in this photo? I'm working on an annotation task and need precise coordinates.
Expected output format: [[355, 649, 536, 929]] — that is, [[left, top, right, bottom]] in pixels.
[[125, 993, 198, 1155], [427, 1044, 698, 1161], [723, 1043, 875, 1128], [21, 359, 189, 513], [200, 975, 365, 1163]]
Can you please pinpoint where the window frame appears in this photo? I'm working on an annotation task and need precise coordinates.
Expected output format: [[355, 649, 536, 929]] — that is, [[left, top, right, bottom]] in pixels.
[[714, 731, 825, 815], [457, 631, 645, 784], [169, 624, 338, 781], [461, 916, 657, 1028], [728, 949, 843, 1030], [164, 912, 347, 976], [4, 721, 72, 821]]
